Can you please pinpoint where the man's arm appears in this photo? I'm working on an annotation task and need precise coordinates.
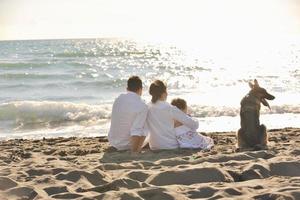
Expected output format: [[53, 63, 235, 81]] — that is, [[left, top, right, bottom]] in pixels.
[[130, 106, 148, 152], [130, 136, 145, 153]]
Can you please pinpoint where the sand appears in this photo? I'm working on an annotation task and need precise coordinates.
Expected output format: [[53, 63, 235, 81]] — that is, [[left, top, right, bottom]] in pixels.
[[0, 128, 299, 200]]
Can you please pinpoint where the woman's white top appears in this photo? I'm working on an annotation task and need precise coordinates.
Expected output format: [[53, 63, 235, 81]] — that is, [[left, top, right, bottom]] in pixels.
[[146, 101, 199, 150], [174, 125, 214, 149]]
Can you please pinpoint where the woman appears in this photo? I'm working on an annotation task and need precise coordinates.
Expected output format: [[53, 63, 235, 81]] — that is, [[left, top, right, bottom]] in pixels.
[[146, 80, 199, 150]]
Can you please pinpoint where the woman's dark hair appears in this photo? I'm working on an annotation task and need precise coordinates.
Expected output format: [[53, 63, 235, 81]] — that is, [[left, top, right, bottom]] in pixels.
[[149, 80, 167, 103], [171, 98, 187, 110], [127, 76, 143, 92]]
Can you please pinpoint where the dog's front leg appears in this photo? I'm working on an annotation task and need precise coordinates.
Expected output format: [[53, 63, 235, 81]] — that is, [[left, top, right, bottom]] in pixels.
[[259, 124, 267, 147], [237, 128, 250, 148]]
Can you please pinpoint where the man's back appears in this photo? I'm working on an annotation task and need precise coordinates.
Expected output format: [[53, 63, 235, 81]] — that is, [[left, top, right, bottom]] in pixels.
[[108, 91, 147, 150]]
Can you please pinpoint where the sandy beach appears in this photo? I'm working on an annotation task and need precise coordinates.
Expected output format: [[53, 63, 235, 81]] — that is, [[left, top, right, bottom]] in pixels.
[[0, 128, 299, 200], [1, 0, 300, 199]]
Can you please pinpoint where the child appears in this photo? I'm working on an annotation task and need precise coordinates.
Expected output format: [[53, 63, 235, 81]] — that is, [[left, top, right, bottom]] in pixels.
[[171, 98, 214, 150]]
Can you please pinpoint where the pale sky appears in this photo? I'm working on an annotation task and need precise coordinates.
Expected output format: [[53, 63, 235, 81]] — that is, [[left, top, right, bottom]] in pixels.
[[0, 0, 299, 42]]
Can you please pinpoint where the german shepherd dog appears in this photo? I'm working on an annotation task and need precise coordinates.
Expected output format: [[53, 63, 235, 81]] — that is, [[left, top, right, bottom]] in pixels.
[[237, 79, 275, 150]]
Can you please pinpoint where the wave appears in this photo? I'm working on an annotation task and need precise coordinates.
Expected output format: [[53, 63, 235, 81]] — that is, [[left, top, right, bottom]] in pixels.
[[0, 79, 124, 90], [0, 73, 74, 80], [55, 52, 99, 58], [71, 79, 124, 88], [54, 51, 159, 58], [1, 101, 299, 132], [0, 61, 94, 70], [0, 62, 51, 69], [190, 104, 300, 118], [0, 101, 111, 130]]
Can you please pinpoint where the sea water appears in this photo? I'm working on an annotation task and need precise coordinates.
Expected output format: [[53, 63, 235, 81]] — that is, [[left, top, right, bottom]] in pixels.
[[0, 38, 299, 139]]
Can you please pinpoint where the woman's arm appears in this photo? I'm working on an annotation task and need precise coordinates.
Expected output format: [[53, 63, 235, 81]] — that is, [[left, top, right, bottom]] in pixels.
[[170, 106, 199, 130]]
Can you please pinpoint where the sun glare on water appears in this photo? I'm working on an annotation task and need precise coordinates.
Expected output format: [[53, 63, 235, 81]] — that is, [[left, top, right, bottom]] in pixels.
[[0, 0, 299, 106]]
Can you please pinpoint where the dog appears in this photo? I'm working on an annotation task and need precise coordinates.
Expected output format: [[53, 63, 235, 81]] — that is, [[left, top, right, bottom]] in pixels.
[[237, 79, 275, 150]]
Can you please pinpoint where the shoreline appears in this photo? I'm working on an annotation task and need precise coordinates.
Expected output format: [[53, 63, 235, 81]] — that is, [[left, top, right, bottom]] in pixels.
[[1, 122, 300, 141], [0, 127, 299, 199]]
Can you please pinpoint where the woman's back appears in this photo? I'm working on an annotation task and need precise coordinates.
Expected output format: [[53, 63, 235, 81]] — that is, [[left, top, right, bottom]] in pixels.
[[147, 101, 178, 150], [147, 101, 199, 150], [147, 79, 198, 150]]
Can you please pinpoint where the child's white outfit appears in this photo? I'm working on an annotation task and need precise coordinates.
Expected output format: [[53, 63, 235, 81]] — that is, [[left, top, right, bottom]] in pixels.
[[174, 125, 214, 149]]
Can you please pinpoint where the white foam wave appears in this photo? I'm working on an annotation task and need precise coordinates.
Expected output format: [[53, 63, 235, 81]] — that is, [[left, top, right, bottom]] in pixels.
[[1, 101, 299, 131], [0, 100, 299, 140], [190, 104, 300, 118], [0, 101, 111, 131]]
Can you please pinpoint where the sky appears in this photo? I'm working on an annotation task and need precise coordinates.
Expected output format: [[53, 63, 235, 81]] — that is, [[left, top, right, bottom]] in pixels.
[[0, 0, 300, 42]]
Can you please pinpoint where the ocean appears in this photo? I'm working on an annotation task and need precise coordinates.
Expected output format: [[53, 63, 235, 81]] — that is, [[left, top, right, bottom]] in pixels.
[[0, 38, 299, 140]]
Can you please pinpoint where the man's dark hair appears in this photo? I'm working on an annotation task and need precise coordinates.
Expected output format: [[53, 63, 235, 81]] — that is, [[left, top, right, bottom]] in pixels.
[[127, 76, 143, 92], [171, 98, 187, 110]]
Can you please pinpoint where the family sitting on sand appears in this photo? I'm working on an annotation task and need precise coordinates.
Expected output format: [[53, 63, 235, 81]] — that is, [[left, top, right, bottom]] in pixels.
[[108, 76, 214, 153]]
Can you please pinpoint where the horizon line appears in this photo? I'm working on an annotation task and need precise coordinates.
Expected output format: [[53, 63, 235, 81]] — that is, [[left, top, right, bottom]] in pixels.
[[0, 36, 132, 42]]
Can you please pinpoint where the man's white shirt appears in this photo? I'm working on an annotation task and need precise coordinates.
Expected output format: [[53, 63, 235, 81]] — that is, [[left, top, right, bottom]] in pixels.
[[108, 91, 148, 150]]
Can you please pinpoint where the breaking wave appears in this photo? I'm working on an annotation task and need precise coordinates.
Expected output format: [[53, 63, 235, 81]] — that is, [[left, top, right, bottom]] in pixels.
[[191, 104, 300, 118], [0, 101, 111, 131], [1, 101, 299, 132]]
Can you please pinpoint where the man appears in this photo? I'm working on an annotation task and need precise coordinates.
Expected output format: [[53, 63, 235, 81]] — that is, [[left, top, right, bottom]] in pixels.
[[108, 76, 148, 153]]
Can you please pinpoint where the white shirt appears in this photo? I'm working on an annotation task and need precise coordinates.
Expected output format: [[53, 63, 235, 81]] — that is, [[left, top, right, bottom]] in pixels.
[[146, 101, 199, 150], [108, 91, 148, 150], [175, 125, 214, 149]]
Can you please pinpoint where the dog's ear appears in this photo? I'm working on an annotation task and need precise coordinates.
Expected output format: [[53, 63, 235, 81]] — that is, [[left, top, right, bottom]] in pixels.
[[254, 79, 260, 88], [249, 81, 254, 89]]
